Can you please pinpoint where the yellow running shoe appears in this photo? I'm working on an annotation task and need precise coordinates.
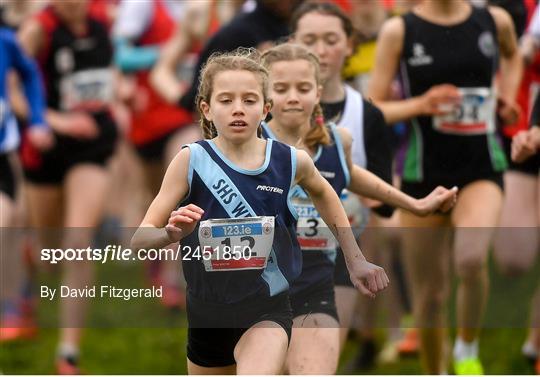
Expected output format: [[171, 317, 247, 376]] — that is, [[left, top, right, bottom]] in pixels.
[[454, 357, 484, 375]]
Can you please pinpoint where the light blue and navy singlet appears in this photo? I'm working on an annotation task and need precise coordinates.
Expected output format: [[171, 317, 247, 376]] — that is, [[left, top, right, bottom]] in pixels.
[[179, 139, 301, 304], [262, 122, 349, 294]]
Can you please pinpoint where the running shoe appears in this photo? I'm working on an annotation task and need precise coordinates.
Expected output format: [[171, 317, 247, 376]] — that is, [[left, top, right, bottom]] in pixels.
[[522, 339, 538, 364], [56, 356, 81, 375], [0, 313, 37, 342], [342, 338, 377, 372], [454, 357, 484, 375], [377, 339, 400, 364], [397, 328, 419, 356], [160, 284, 186, 310]]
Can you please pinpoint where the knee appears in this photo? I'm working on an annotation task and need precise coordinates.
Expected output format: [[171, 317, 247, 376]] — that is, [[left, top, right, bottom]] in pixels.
[[416, 286, 447, 320], [496, 259, 531, 277], [456, 254, 486, 281], [494, 239, 537, 277]]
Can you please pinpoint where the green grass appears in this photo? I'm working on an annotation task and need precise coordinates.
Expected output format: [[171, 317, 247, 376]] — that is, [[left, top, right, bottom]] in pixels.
[[1, 256, 538, 374]]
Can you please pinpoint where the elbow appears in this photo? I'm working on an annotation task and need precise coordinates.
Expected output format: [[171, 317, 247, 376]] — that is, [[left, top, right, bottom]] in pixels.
[[130, 232, 140, 251], [130, 228, 145, 252]]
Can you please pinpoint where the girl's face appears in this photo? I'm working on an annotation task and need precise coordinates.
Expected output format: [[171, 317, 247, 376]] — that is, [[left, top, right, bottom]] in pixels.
[[293, 12, 352, 83], [200, 70, 270, 143], [268, 59, 321, 130]]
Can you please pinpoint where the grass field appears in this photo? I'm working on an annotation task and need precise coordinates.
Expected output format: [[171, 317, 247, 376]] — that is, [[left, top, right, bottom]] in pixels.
[[1, 255, 538, 374]]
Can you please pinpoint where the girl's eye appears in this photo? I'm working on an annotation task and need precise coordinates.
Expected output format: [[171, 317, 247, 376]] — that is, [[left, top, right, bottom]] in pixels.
[[244, 99, 256, 104], [219, 99, 232, 104], [301, 37, 315, 46], [325, 37, 338, 45]]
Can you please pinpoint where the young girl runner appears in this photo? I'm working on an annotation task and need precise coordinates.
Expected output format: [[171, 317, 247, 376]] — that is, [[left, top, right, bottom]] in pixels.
[[260, 42, 457, 374], [289, 0, 400, 349], [131, 48, 389, 375], [368, 0, 522, 373]]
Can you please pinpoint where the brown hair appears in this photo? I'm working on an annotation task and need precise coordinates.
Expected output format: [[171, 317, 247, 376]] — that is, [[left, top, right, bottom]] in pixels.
[[290, 1, 354, 38], [261, 43, 331, 149], [196, 47, 271, 139]]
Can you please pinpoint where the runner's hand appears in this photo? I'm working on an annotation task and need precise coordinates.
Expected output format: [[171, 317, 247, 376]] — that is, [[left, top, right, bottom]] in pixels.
[[497, 97, 521, 126], [54, 112, 99, 139], [420, 84, 461, 116], [349, 260, 389, 299], [165, 204, 204, 242], [27, 126, 55, 151], [512, 129, 538, 163], [414, 186, 458, 216]]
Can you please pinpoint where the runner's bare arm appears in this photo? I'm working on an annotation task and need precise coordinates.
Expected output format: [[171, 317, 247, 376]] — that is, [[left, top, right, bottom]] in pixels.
[[490, 6, 523, 121], [17, 18, 44, 57], [295, 149, 389, 296], [338, 127, 458, 215], [131, 148, 202, 250], [150, 22, 192, 104], [368, 17, 460, 124]]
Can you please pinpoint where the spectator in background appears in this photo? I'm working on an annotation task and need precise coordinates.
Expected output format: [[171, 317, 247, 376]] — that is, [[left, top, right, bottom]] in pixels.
[[150, 0, 241, 105], [179, 0, 304, 113]]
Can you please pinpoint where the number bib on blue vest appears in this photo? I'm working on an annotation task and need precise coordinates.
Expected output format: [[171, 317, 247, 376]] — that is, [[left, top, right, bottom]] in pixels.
[[433, 87, 495, 135], [292, 197, 337, 251], [198, 216, 275, 271]]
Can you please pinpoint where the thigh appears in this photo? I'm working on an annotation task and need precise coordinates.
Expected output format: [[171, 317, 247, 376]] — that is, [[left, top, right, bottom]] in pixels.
[[186, 359, 235, 375], [334, 286, 357, 329], [24, 182, 64, 252], [24, 182, 63, 228], [234, 322, 289, 375], [451, 180, 503, 271], [64, 164, 110, 228], [494, 172, 539, 274], [399, 211, 451, 292], [142, 160, 165, 198], [537, 174, 540, 235], [287, 314, 340, 374], [0, 192, 16, 227]]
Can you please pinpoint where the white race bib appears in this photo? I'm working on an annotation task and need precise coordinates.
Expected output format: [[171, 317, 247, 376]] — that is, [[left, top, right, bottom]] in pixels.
[[198, 216, 275, 271], [59, 68, 113, 111], [433, 87, 495, 135], [292, 197, 337, 251], [340, 189, 368, 239], [0, 98, 6, 126]]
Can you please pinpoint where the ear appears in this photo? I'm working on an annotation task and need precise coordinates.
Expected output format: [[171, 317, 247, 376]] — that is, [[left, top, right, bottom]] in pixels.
[[346, 37, 354, 58], [200, 100, 212, 122], [262, 100, 272, 120]]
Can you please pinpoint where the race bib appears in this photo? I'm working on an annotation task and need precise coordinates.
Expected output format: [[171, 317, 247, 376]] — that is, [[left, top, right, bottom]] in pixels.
[[176, 52, 197, 89], [340, 190, 368, 239], [0, 98, 6, 126], [59, 68, 113, 111], [198, 216, 275, 271], [433, 87, 495, 135], [292, 197, 337, 251]]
